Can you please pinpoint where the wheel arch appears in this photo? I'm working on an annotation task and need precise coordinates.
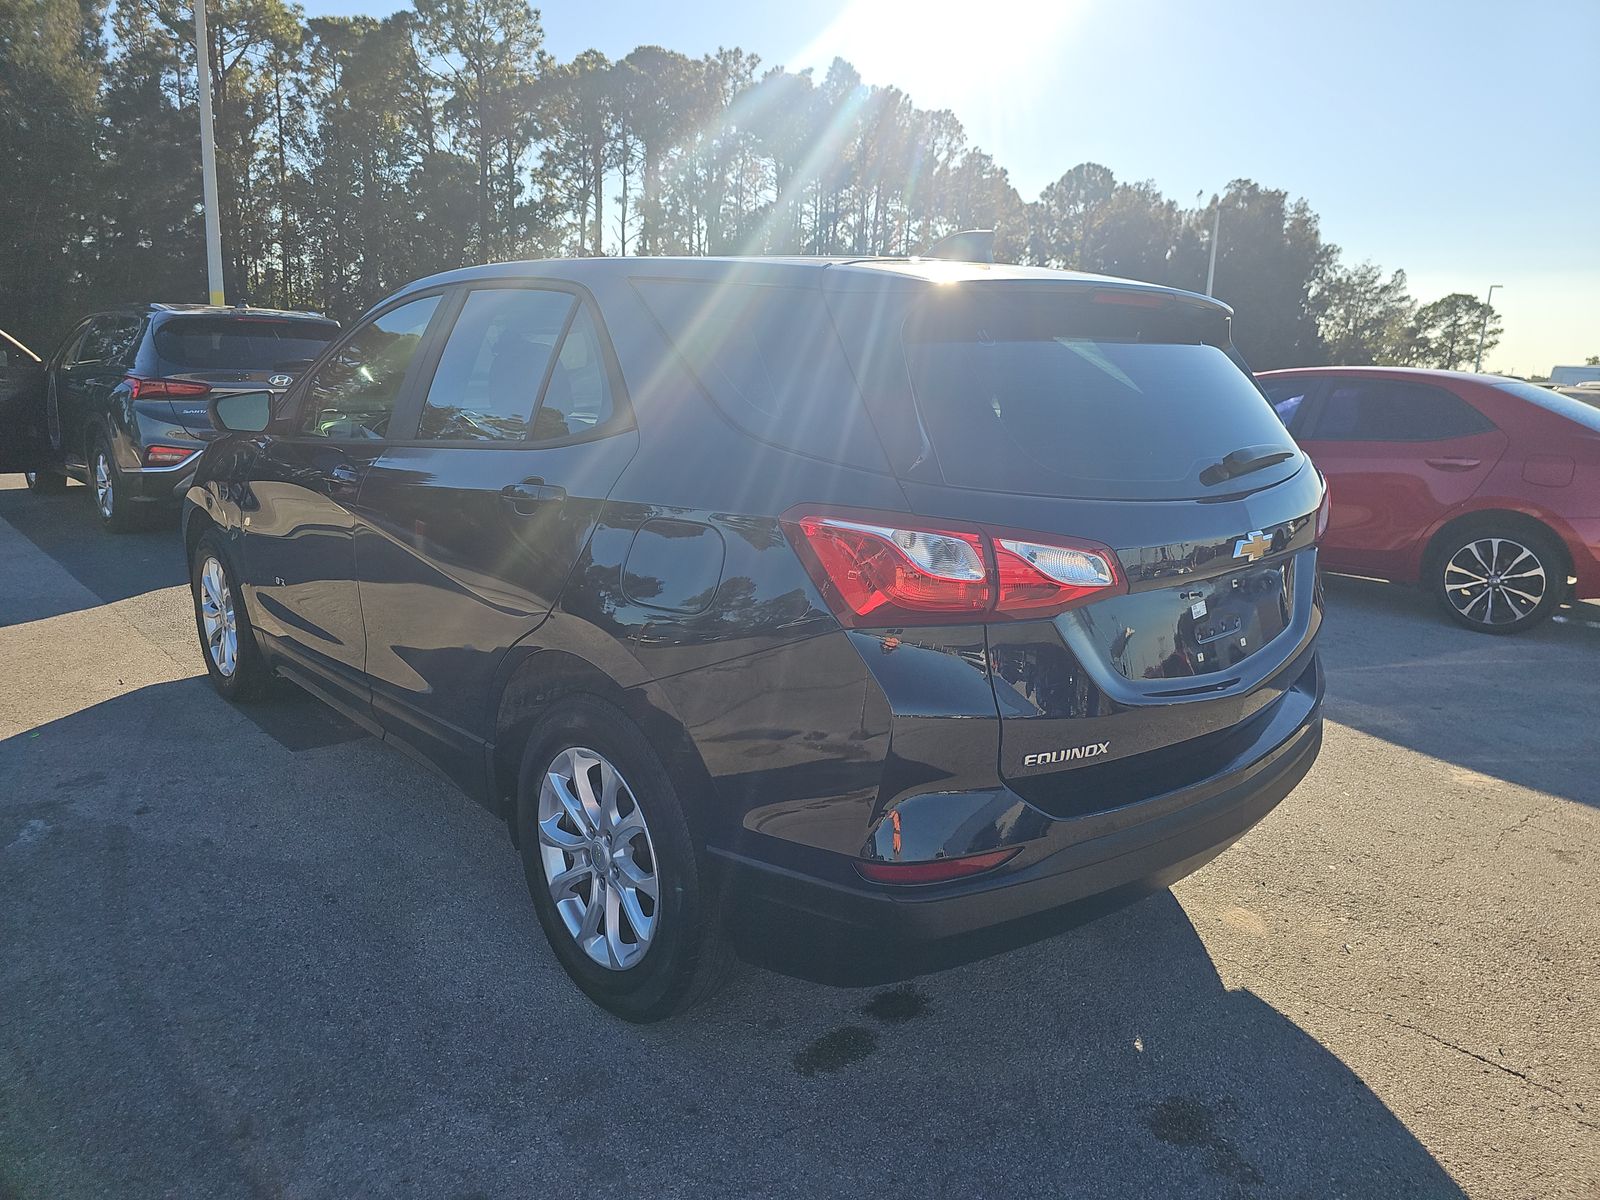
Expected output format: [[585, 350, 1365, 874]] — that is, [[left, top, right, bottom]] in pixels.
[[1420, 507, 1573, 586], [488, 647, 718, 848]]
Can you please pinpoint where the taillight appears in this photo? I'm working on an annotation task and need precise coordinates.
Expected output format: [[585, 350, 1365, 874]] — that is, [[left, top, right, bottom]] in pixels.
[[856, 847, 1020, 885], [125, 376, 211, 400], [1315, 477, 1331, 541], [783, 507, 1124, 628], [145, 444, 198, 467]]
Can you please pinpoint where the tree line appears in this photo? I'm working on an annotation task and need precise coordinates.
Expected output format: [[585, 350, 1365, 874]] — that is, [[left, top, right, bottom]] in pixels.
[[2, 0, 1505, 372]]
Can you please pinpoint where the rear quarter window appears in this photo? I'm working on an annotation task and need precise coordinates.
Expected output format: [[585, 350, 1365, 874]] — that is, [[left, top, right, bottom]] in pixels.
[[631, 279, 886, 471]]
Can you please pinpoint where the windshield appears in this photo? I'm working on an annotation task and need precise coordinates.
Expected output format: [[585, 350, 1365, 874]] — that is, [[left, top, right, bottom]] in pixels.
[[1493, 378, 1600, 431], [902, 295, 1300, 500], [154, 316, 337, 372]]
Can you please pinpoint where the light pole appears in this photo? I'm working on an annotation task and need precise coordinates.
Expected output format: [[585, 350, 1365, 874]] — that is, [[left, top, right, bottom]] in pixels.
[[1473, 283, 1501, 373], [194, 0, 225, 306], [1204, 196, 1221, 297]]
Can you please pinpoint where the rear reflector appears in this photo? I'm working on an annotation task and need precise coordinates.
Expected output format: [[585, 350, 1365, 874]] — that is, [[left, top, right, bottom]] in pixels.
[[144, 444, 198, 467], [856, 847, 1020, 885], [126, 376, 211, 400], [784, 506, 1123, 627]]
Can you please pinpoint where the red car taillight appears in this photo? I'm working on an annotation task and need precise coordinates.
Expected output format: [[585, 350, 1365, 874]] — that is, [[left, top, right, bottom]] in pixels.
[[144, 444, 198, 467], [855, 847, 1020, 885], [125, 375, 211, 400], [783, 507, 1124, 628]]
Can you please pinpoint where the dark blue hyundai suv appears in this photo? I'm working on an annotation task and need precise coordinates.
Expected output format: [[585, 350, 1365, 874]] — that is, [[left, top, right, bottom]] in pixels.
[[183, 257, 1326, 1020]]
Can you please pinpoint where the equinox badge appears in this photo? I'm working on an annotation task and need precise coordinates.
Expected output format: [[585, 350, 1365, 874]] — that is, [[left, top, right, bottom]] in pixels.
[[1233, 530, 1272, 562], [1024, 743, 1110, 768]]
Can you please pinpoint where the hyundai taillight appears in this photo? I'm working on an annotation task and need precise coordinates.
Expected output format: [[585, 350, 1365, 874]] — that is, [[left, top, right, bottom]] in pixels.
[[125, 376, 211, 400], [144, 444, 198, 467], [1314, 477, 1331, 541], [783, 507, 1124, 627]]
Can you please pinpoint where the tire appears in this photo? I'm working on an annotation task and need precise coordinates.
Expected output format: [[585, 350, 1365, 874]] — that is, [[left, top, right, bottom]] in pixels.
[[190, 529, 270, 699], [515, 695, 732, 1021], [24, 465, 68, 494], [1429, 519, 1567, 634], [92, 435, 139, 533]]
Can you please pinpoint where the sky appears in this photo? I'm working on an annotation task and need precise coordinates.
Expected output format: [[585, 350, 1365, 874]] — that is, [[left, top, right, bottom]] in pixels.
[[297, 0, 1599, 374]]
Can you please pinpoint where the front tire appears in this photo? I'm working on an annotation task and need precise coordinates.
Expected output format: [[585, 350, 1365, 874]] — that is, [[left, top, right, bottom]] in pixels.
[[515, 695, 731, 1021], [24, 465, 68, 494], [1430, 521, 1565, 634], [190, 530, 270, 699]]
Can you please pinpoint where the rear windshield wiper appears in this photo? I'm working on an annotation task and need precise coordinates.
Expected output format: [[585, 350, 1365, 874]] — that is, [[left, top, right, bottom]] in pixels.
[[1199, 444, 1296, 487]]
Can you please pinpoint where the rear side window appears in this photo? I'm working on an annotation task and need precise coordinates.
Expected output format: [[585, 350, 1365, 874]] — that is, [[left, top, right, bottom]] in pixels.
[[902, 294, 1297, 500], [1306, 380, 1494, 441], [1261, 379, 1313, 433], [1493, 378, 1600, 433], [632, 279, 884, 470], [418, 288, 574, 441], [535, 305, 616, 439], [154, 316, 336, 371], [76, 316, 142, 367]]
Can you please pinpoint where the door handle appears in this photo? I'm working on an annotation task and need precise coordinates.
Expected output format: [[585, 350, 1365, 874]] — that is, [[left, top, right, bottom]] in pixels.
[[500, 478, 565, 514], [328, 463, 361, 488], [1423, 456, 1481, 471]]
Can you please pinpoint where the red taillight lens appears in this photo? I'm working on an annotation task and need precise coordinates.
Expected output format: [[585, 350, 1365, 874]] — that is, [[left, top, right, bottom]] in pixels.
[[125, 376, 211, 400], [145, 444, 198, 467], [787, 515, 991, 625], [784, 507, 1124, 627], [993, 536, 1120, 613], [856, 847, 1020, 885], [1315, 477, 1331, 541]]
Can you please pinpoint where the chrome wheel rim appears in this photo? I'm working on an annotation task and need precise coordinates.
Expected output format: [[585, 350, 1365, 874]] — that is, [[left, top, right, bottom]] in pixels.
[[199, 556, 239, 676], [94, 452, 113, 518], [1444, 537, 1546, 627], [537, 747, 660, 971]]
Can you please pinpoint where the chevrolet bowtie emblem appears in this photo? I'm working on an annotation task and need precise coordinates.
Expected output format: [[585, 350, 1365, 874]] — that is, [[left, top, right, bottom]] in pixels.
[[1233, 531, 1272, 562]]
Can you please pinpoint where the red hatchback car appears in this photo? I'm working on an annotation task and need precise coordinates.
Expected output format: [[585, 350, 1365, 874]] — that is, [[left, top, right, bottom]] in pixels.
[[1257, 367, 1600, 633]]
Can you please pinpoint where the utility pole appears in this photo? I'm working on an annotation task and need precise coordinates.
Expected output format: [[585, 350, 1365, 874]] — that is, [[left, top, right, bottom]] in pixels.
[[1204, 197, 1221, 297], [194, 0, 226, 306], [1474, 283, 1502, 373]]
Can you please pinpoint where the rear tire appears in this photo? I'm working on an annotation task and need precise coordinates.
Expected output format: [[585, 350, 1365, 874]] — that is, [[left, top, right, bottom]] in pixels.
[[515, 695, 732, 1021], [1428, 519, 1566, 634], [190, 529, 270, 699], [92, 436, 139, 533], [24, 466, 68, 494]]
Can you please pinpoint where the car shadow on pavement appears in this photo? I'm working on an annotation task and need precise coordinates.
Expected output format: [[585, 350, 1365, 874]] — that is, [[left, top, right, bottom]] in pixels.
[[0, 479, 187, 623], [1319, 573, 1600, 809], [2, 678, 1469, 1198]]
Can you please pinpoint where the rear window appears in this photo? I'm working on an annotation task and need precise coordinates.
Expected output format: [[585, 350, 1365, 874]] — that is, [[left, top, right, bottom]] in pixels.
[[1493, 378, 1600, 432], [631, 278, 886, 470], [153, 316, 337, 371], [902, 294, 1299, 500]]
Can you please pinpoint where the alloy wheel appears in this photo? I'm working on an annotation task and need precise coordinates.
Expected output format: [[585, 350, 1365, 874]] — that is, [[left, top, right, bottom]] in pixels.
[[94, 452, 114, 519], [1443, 537, 1547, 628], [199, 556, 239, 676], [536, 746, 660, 971]]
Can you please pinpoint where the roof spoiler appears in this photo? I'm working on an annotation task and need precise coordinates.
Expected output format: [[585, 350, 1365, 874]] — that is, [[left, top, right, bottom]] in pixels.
[[917, 229, 994, 263]]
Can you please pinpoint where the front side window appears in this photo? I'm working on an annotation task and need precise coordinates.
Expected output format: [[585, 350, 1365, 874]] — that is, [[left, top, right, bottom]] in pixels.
[[1307, 380, 1495, 441], [417, 288, 574, 441], [300, 295, 441, 439]]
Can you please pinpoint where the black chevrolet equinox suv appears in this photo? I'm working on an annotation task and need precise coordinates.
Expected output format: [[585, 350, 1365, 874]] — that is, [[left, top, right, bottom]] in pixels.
[[184, 257, 1326, 1020]]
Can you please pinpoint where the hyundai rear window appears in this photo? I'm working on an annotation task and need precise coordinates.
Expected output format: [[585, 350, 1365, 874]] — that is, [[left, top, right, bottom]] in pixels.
[[902, 294, 1301, 500], [154, 317, 337, 371]]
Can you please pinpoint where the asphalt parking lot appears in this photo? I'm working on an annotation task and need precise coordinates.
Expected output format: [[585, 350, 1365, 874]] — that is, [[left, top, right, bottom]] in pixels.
[[1, 474, 1596, 1200]]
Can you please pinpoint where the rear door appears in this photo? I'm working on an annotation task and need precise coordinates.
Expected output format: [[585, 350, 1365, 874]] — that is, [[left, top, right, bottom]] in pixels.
[[352, 282, 637, 789], [52, 315, 142, 465], [236, 292, 446, 705], [1295, 377, 1507, 577]]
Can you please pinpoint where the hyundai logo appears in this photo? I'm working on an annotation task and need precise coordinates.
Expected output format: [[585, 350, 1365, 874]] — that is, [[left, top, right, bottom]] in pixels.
[[268, 373, 293, 388]]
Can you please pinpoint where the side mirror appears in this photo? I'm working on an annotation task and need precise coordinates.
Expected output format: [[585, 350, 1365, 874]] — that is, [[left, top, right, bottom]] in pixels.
[[210, 389, 273, 433]]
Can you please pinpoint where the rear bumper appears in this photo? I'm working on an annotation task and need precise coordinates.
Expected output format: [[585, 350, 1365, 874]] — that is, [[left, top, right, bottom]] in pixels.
[[1565, 517, 1600, 597], [716, 654, 1322, 944]]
